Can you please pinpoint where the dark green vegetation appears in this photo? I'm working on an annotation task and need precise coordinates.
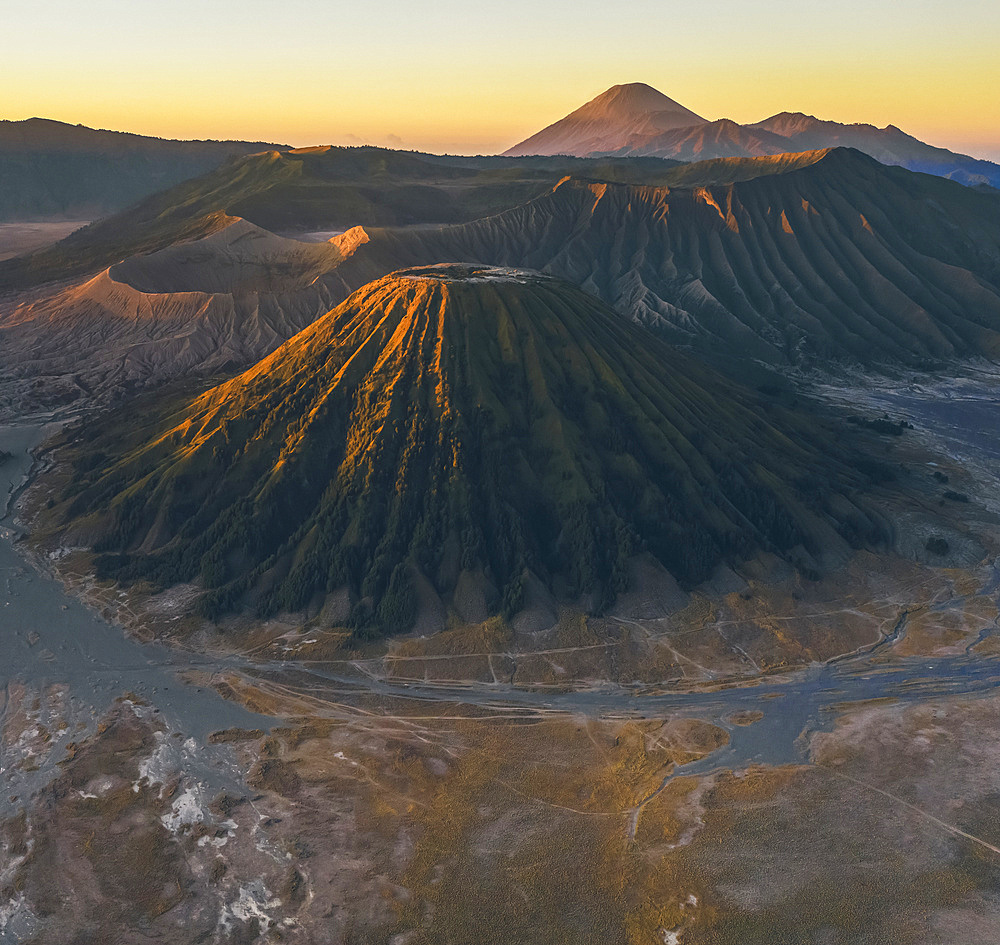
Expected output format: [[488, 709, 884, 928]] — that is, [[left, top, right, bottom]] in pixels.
[[0, 146, 680, 290], [331, 148, 1000, 366], [0, 117, 282, 222], [926, 536, 950, 555], [55, 266, 886, 636]]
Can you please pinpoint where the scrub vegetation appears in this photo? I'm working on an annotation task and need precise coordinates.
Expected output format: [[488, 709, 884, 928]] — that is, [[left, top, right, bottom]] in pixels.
[[53, 266, 885, 637]]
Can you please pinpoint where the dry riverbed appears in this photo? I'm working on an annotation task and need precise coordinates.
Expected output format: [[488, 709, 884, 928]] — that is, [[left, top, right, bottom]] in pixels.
[[6, 369, 1000, 942]]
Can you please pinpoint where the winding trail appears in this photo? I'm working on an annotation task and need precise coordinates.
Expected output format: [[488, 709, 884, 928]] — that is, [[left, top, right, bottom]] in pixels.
[[5, 411, 1000, 862]]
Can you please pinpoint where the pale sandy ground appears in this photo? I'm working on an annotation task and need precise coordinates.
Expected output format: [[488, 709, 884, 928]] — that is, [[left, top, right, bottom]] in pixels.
[[0, 221, 89, 261], [288, 228, 347, 242]]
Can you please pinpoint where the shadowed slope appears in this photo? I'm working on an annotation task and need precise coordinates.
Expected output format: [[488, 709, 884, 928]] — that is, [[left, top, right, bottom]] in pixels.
[[334, 149, 1000, 366], [59, 266, 880, 636], [749, 112, 1000, 186], [5, 149, 997, 416], [0, 219, 366, 412], [0, 147, 682, 291], [0, 117, 283, 222]]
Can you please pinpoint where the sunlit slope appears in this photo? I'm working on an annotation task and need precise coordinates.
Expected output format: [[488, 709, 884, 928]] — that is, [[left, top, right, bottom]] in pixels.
[[63, 266, 881, 636], [504, 82, 708, 158], [610, 118, 794, 162], [338, 149, 1000, 365], [0, 219, 361, 411], [8, 148, 997, 407], [0, 146, 682, 290], [505, 82, 1000, 188]]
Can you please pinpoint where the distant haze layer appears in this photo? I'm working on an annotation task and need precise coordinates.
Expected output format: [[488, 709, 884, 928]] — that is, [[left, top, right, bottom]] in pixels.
[[2, 0, 998, 158]]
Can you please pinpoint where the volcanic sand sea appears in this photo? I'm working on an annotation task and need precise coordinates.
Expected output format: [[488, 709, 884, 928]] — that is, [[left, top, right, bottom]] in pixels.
[[5, 379, 1000, 940], [5, 376, 1000, 820], [0, 422, 273, 822], [0, 222, 89, 262]]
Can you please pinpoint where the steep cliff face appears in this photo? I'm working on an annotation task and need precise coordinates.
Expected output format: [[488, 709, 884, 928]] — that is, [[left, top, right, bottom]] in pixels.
[[59, 266, 880, 636]]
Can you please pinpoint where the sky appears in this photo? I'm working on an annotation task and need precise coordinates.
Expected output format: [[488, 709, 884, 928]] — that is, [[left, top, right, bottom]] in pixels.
[[3, 0, 999, 160]]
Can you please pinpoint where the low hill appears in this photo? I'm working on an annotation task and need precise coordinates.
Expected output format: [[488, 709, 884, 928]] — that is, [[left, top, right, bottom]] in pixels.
[[52, 266, 882, 637], [0, 117, 283, 221], [607, 118, 799, 162]]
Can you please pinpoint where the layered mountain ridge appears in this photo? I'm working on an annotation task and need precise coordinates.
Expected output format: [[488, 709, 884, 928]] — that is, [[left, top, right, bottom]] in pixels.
[[330, 148, 1000, 366], [58, 266, 882, 636], [0, 117, 284, 221], [505, 83, 1000, 188], [0, 145, 682, 290], [4, 147, 999, 416]]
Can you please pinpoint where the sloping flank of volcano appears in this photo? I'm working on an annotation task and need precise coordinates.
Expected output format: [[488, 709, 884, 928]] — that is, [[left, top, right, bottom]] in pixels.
[[63, 266, 882, 636], [334, 149, 1000, 365], [504, 83, 708, 158]]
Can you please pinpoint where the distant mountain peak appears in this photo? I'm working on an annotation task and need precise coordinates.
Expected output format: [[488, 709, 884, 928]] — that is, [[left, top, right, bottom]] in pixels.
[[505, 88, 1000, 188], [503, 83, 706, 157], [575, 83, 704, 121]]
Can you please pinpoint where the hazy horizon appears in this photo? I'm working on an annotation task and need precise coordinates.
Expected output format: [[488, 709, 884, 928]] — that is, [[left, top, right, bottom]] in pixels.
[[4, 0, 999, 161]]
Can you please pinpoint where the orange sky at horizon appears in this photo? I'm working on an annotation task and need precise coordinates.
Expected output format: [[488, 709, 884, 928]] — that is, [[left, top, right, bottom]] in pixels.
[[3, 0, 999, 161]]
